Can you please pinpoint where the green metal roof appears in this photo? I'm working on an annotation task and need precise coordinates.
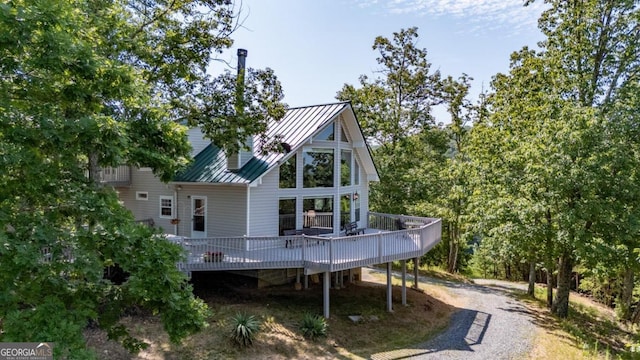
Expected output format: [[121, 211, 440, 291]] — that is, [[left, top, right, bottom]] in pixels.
[[174, 102, 351, 184], [174, 143, 269, 183]]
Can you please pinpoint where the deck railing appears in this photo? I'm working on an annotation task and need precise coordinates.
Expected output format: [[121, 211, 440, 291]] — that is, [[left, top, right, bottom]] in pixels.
[[170, 212, 442, 276], [99, 165, 131, 185]]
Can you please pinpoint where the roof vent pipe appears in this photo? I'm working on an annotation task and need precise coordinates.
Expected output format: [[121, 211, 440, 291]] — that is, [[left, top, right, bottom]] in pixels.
[[228, 48, 253, 171]]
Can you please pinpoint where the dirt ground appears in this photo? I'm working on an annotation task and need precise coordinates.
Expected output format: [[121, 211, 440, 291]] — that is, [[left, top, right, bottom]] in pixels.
[[84, 268, 454, 359]]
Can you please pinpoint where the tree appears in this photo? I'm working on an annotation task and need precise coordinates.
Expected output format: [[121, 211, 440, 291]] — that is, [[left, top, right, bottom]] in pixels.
[[0, 0, 284, 356], [469, 0, 640, 318], [336, 27, 445, 215]]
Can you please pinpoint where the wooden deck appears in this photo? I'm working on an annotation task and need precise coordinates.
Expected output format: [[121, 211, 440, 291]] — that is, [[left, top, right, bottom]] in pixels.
[[169, 214, 442, 276]]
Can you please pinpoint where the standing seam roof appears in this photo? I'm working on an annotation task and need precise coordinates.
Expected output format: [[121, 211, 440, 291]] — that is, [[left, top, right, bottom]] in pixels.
[[174, 102, 350, 184]]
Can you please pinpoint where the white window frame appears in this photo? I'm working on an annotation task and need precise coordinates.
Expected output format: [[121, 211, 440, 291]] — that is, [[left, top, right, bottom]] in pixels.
[[159, 196, 173, 219], [136, 191, 149, 201]]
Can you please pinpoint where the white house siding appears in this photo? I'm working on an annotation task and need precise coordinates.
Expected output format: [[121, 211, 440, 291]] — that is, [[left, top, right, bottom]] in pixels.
[[248, 169, 279, 236], [187, 127, 209, 157], [174, 185, 248, 237], [114, 168, 176, 232]]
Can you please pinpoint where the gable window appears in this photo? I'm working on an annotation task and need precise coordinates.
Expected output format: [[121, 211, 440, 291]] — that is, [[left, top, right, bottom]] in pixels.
[[279, 155, 296, 188], [314, 123, 334, 141], [303, 148, 334, 188], [341, 150, 352, 186], [340, 125, 349, 143], [136, 191, 148, 201], [354, 160, 360, 185], [159, 196, 173, 218]]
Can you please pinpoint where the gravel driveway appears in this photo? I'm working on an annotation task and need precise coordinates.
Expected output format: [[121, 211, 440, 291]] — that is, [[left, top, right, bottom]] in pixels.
[[367, 270, 537, 360]]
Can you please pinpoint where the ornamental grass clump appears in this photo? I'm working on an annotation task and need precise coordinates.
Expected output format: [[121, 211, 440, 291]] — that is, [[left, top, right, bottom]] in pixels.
[[230, 312, 260, 347], [299, 313, 327, 340]]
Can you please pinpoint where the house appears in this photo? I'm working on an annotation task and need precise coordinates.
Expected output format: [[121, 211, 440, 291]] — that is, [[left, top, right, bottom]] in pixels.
[[110, 101, 374, 276], [99, 50, 440, 318], [102, 100, 442, 317]]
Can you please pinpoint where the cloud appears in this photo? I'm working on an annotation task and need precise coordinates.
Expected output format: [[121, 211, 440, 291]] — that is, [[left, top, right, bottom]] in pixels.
[[354, 0, 548, 35]]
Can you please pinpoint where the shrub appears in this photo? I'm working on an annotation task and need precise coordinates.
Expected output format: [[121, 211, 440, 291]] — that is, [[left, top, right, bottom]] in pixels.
[[299, 313, 327, 340], [230, 312, 260, 347]]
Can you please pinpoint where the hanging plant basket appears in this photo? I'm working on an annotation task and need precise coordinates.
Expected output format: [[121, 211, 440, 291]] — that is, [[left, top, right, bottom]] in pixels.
[[170, 218, 180, 225]]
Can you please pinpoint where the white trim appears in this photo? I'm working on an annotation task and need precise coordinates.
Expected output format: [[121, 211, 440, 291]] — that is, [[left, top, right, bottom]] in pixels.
[[170, 181, 247, 187], [138, 167, 152, 172], [135, 191, 149, 201], [159, 195, 173, 219], [246, 186, 251, 236]]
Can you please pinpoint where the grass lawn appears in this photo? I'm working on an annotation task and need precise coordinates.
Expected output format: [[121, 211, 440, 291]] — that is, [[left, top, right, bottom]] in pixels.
[[85, 268, 455, 359]]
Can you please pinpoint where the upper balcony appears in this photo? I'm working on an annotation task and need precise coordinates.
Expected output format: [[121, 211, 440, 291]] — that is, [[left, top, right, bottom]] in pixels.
[[98, 165, 131, 186]]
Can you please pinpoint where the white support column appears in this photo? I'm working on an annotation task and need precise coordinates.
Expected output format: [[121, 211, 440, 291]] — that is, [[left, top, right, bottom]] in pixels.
[[401, 260, 407, 306], [386, 262, 393, 312], [323, 271, 331, 318]]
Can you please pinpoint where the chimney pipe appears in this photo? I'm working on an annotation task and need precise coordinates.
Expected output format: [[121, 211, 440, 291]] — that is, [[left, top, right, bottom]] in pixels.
[[237, 48, 248, 73], [228, 48, 252, 171], [235, 48, 247, 115]]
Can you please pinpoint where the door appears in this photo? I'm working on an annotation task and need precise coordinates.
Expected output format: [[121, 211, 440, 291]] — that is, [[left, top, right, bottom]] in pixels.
[[191, 196, 207, 238]]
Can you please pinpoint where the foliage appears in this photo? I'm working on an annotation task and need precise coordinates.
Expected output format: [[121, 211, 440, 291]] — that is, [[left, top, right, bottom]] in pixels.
[[337, 27, 446, 216], [468, 0, 640, 319], [230, 312, 261, 347], [299, 313, 328, 340], [0, 0, 283, 357]]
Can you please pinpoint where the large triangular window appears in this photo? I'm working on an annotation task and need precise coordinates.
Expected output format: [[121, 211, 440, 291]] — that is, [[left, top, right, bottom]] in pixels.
[[314, 123, 334, 141]]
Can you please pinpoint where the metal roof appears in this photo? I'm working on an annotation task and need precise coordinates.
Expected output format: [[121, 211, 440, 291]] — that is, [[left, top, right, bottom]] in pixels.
[[174, 102, 351, 184]]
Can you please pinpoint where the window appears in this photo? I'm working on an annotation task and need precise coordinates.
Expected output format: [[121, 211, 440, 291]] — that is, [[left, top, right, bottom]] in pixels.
[[159, 196, 173, 218], [354, 160, 360, 185], [303, 148, 334, 188], [279, 155, 296, 188], [303, 197, 333, 231], [341, 150, 352, 186], [314, 123, 334, 141], [279, 198, 296, 235], [340, 125, 349, 143], [136, 191, 148, 201], [340, 193, 352, 228]]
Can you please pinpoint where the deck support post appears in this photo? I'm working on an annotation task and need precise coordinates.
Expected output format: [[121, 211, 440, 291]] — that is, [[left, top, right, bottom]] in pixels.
[[386, 262, 393, 312], [401, 260, 407, 306], [413, 257, 420, 289], [323, 271, 330, 318], [295, 269, 302, 290], [304, 274, 309, 289]]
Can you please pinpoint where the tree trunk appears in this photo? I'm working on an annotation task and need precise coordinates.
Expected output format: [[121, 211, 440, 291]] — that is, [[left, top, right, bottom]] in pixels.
[[552, 253, 573, 318], [546, 267, 554, 309], [447, 222, 459, 273], [88, 153, 100, 184], [619, 268, 635, 321], [528, 261, 536, 296]]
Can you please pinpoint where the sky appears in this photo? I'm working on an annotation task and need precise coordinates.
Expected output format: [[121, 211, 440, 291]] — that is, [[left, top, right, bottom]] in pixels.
[[213, 0, 549, 124]]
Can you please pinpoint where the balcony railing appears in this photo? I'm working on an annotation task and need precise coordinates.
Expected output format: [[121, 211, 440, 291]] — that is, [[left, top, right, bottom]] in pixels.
[[168, 212, 442, 276], [98, 165, 131, 185]]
